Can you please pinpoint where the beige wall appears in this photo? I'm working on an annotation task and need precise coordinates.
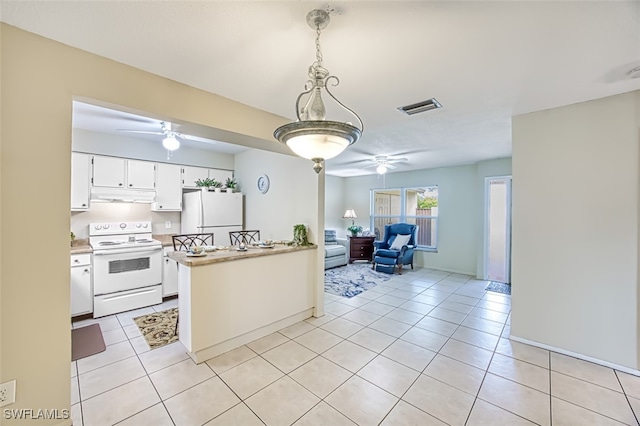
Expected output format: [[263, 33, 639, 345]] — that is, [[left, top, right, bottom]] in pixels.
[[511, 91, 640, 369], [0, 23, 300, 424]]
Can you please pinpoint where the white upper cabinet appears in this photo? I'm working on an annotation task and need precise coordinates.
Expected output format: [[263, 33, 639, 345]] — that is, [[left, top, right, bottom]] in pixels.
[[71, 152, 90, 211], [92, 156, 126, 188], [127, 160, 155, 190], [153, 163, 182, 211], [92, 155, 155, 189], [181, 166, 210, 188], [208, 169, 233, 185]]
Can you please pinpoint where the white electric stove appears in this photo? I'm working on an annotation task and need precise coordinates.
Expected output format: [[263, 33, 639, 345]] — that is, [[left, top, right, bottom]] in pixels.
[[90, 222, 163, 317]]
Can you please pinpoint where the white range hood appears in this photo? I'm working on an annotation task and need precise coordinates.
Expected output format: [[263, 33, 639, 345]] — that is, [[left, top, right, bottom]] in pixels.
[[90, 187, 156, 203]]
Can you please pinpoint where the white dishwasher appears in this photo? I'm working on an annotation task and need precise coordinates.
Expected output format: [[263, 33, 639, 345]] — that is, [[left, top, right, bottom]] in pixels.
[[163, 246, 178, 297]]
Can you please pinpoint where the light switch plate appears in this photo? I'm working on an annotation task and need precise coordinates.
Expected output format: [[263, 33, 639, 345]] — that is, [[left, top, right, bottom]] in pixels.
[[165, 221, 172, 229], [0, 380, 16, 407]]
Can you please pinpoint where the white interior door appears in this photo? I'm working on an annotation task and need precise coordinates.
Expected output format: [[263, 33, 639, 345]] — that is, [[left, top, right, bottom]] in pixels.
[[484, 176, 512, 283]]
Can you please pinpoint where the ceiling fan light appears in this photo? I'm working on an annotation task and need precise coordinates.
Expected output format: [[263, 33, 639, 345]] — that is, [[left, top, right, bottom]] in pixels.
[[376, 164, 388, 174], [162, 135, 180, 151]]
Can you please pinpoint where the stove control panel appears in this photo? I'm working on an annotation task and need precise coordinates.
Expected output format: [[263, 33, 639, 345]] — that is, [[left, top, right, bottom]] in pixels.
[[89, 221, 152, 236]]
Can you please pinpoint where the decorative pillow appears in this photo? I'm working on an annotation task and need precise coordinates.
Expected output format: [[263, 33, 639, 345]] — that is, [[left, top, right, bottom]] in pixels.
[[324, 229, 338, 245], [389, 234, 411, 250]]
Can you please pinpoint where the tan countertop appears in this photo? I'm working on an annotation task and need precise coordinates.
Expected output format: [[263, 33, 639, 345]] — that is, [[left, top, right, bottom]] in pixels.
[[70, 239, 92, 255], [153, 234, 176, 247], [168, 244, 317, 267]]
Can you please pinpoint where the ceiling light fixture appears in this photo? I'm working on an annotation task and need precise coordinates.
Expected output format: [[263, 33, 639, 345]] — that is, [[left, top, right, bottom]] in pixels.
[[274, 9, 363, 174], [162, 134, 180, 151], [376, 164, 388, 175]]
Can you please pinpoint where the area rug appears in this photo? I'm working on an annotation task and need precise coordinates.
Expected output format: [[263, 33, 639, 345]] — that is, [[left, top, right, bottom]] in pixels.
[[71, 323, 106, 361], [485, 281, 511, 295], [134, 308, 179, 350], [325, 263, 392, 298]]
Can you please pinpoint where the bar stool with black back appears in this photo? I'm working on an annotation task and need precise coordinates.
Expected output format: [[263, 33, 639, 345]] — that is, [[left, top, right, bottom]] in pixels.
[[169, 233, 214, 339], [229, 230, 261, 246], [172, 233, 215, 251]]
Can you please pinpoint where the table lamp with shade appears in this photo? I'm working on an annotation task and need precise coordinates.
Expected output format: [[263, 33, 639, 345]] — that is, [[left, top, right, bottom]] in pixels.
[[343, 209, 362, 236], [342, 209, 357, 225]]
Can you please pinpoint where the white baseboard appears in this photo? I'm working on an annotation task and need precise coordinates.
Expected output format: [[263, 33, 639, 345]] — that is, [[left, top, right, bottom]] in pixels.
[[187, 309, 314, 364], [510, 335, 640, 377]]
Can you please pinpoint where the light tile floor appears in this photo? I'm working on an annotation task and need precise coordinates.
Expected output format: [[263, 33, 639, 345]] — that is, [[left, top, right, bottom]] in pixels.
[[70, 268, 640, 425]]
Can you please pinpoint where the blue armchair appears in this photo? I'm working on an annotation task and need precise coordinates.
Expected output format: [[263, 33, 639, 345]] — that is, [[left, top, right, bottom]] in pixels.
[[373, 223, 419, 274]]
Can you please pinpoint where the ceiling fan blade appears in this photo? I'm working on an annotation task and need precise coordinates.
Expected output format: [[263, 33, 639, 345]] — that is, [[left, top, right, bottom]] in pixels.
[[385, 163, 398, 169], [117, 129, 164, 135], [361, 163, 378, 169], [387, 157, 409, 164]]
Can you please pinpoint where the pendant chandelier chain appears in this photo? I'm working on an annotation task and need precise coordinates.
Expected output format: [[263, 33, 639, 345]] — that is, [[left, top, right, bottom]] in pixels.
[[314, 26, 324, 69]]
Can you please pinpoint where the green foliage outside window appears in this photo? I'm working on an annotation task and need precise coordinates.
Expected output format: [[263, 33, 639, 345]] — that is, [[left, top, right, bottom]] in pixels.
[[418, 196, 438, 209]]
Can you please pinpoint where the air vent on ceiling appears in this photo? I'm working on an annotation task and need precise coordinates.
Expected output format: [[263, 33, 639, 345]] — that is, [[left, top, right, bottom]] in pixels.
[[397, 98, 442, 115]]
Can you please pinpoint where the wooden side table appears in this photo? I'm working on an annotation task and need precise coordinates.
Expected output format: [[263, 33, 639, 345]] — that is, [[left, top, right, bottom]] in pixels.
[[348, 236, 375, 263]]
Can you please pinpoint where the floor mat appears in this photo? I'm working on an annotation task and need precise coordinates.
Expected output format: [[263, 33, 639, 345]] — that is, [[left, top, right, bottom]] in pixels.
[[324, 263, 392, 298], [71, 323, 106, 361], [485, 281, 511, 295], [134, 308, 179, 350]]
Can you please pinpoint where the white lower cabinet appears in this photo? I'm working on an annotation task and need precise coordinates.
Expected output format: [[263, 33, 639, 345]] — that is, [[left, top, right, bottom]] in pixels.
[[71, 254, 92, 316], [163, 247, 178, 297]]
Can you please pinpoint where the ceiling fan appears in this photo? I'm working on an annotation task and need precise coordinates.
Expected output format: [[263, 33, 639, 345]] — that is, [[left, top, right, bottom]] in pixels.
[[361, 155, 409, 174], [118, 121, 187, 152]]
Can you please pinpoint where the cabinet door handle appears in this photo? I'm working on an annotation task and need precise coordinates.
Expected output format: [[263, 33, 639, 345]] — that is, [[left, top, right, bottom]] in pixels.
[[159, 205, 163, 209], [74, 259, 79, 263], [83, 269, 89, 273], [128, 183, 132, 187], [82, 203, 87, 207], [119, 183, 123, 186]]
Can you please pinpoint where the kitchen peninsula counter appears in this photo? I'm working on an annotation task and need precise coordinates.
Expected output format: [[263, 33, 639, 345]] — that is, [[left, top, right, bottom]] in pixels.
[[172, 243, 319, 363], [168, 244, 316, 266]]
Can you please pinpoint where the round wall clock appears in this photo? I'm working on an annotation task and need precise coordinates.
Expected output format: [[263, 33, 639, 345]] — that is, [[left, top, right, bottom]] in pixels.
[[257, 174, 270, 194]]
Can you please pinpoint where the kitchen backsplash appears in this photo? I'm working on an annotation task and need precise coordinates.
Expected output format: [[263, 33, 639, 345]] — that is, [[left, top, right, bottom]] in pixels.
[[71, 203, 180, 239]]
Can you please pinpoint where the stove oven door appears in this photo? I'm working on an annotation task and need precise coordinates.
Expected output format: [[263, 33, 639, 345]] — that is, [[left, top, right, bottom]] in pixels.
[[93, 246, 163, 295]]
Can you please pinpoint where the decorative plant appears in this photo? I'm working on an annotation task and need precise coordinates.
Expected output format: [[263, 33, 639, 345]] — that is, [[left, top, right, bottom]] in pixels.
[[195, 177, 216, 188], [70, 231, 76, 246], [225, 177, 238, 189], [211, 179, 223, 188], [291, 224, 312, 246], [347, 225, 363, 236]]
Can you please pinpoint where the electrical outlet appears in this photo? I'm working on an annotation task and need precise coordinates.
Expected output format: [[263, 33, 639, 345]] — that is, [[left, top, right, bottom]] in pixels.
[[0, 380, 16, 407], [165, 221, 172, 229]]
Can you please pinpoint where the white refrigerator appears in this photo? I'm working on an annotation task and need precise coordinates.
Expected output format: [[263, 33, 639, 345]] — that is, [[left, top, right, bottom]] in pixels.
[[181, 191, 243, 247]]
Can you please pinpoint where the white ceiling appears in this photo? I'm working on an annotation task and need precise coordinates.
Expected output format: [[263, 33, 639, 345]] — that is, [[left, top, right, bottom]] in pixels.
[[3, 1, 640, 177]]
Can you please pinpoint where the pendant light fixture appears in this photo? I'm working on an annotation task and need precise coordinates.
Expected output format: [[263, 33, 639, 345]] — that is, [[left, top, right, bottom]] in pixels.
[[274, 9, 363, 173]]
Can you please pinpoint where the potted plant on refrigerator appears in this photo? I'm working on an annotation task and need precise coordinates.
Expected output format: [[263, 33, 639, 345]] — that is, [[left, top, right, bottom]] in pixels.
[[195, 178, 216, 189], [225, 177, 238, 193], [211, 179, 223, 193]]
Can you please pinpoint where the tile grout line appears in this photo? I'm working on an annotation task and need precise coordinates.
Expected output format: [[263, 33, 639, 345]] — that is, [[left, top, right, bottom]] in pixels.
[[614, 370, 640, 424], [549, 345, 553, 426]]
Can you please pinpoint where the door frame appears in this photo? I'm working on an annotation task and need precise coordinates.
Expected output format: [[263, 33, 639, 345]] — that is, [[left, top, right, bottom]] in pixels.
[[483, 175, 512, 283]]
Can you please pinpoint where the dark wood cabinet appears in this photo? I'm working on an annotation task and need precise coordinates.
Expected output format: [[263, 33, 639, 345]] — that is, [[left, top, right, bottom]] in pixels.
[[348, 236, 375, 263]]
